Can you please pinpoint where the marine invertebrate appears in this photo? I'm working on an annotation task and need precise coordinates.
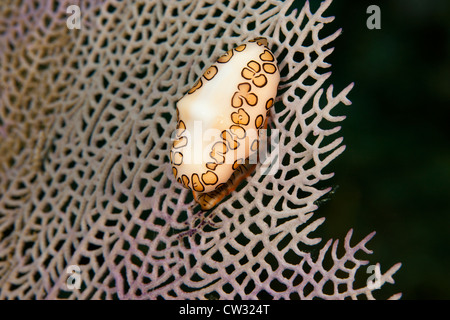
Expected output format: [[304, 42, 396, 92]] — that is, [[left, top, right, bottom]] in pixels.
[[171, 38, 280, 210]]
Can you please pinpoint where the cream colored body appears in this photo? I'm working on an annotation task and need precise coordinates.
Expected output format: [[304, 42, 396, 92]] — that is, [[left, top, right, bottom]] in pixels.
[[171, 38, 279, 208]]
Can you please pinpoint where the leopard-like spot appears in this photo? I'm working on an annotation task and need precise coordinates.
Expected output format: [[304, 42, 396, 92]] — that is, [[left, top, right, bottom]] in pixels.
[[251, 139, 259, 152], [206, 162, 218, 170], [221, 130, 239, 150], [210, 141, 227, 164], [229, 125, 246, 139], [231, 108, 250, 125], [249, 37, 268, 47], [173, 136, 188, 149], [188, 78, 203, 94], [192, 173, 205, 192], [181, 174, 190, 189], [202, 171, 219, 185], [231, 83, 258, 108], [217, 49, 233, 63], [232, 159, 244, 170], [234, 44, 246, 52], [172, 166, 177, 178], [241, 60, 267, 88], [263, 63, 277, 74], [259, 49, 275, 62], [255, 114, 264, 129], [265, 98, 274, 110], [203, 65, 218, 80], [172, 152, 183, 165]]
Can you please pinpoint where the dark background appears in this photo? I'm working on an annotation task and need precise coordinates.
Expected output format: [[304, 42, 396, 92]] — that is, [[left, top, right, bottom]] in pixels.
[[301, 0, 450, 299]]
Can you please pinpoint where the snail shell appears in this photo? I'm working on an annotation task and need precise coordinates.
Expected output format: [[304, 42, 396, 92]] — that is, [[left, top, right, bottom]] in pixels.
[[171, 37, 279, 209]]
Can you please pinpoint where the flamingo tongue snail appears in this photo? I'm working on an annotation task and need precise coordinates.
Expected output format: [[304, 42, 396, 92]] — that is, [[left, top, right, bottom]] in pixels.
[[170, 37, 280, 210]]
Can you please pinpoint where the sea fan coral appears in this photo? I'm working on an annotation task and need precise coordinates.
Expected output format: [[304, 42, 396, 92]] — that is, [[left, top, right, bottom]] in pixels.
[[0, 0, 401, 299]]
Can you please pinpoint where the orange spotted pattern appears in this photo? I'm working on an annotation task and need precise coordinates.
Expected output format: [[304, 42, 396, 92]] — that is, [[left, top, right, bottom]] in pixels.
[[171, 38, 278, 210]]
